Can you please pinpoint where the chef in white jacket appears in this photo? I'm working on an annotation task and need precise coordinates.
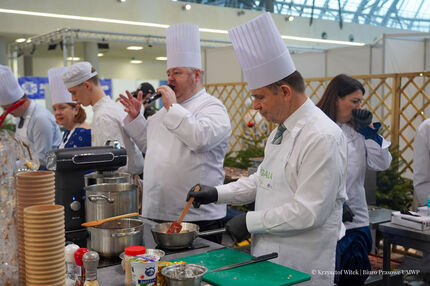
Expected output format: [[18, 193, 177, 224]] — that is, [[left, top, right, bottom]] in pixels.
[[0, 65, 61, 168], [317, 74, 392, 285], [62, 62, 144, 175], [187, 13, 347, 285], [413, 119, 430, 280], [119, 24, 231, 243]]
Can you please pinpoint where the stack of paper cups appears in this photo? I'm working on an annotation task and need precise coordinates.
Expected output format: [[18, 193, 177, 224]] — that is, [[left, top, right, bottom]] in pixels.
[[15, 171, 55, 285], [24, 204, 65, 286]]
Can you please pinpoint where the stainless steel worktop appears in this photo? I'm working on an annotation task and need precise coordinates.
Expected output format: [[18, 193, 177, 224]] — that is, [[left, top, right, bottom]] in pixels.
[[97, 217, 225, 285]]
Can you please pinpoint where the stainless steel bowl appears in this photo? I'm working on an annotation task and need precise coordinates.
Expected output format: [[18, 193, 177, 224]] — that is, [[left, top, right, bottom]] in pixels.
[[161, 263, 208, 286]]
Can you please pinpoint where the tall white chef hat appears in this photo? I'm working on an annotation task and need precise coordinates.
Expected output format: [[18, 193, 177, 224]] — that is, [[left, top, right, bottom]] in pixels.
[[62, 62, 98, 89], [48, 66, 75, 105], [166, 23, 202, 69], [228, 12, 296, 90], [0, 65, 24, 106]]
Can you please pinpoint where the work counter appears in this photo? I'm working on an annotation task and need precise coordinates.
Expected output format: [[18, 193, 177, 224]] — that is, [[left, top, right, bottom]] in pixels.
[[97, 217, 225, 285]]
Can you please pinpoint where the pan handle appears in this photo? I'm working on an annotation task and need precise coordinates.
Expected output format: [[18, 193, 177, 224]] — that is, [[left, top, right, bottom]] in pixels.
[[88, 195, 114, 203], [112, 230, 140, 237], [196, 228, 226, 236]]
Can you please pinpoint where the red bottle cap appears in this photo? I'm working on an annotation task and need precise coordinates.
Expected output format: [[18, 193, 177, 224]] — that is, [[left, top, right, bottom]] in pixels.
[[74, 248, 89, 266], [124, 246, 146, 256]]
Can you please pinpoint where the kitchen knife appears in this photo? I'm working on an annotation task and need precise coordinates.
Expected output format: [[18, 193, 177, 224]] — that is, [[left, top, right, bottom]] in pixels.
[[209, 252, 278, 273]]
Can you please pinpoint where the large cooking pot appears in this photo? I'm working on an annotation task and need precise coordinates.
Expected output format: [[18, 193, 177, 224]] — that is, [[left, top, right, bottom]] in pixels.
[[84, 171, 131, 186], [88, 218, 143, 257], [84, 183, 138, 221], [151, 222, 225, 250]]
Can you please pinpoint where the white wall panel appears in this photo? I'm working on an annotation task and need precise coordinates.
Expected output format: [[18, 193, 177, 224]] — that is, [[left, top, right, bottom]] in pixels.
[[327, 46, 370, 76], [291, 52, 325, 78]]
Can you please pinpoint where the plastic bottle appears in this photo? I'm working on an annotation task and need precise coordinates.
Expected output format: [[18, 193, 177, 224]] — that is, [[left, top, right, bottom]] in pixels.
[[65, 244, 80, 286], [123, 246, 146, 286], [74, 248, 89, 286], [83, 251, 100, 286]]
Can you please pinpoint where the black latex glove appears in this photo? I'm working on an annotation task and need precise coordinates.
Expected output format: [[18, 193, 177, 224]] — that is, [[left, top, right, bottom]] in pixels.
[[186, 184, 218, 208], [226, 213, 250, 243], [352, 109, 373, 129], [342, 203, 355, 223]]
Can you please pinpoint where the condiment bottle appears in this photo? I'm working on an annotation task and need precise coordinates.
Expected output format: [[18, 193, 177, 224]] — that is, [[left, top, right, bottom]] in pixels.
[[83, 251, 100, 286], [74, 248, 89, 286], [65, 244, 80, 286], [123, 246, 146, 286]]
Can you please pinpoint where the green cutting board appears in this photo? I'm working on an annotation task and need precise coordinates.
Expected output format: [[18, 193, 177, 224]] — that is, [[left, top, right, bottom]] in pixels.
[[171, 248, 311, 286]]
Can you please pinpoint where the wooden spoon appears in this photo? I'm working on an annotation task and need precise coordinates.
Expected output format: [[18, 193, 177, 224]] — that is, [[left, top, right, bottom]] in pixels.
[[167, 185, 200, 233], [81, 212, 139, 227]]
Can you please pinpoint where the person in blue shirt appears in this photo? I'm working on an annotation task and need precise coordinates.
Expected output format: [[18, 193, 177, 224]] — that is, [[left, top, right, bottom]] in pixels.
[[48, 67, 91, 149], [0, 65, 61, 169]]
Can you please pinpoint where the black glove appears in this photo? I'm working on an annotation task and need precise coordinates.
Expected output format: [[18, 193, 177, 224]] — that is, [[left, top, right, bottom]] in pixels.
[[342, 203, 355, 223], [352, 109, 373, 129], [225, 213, 250, 243], [186, 184, 218, 208]]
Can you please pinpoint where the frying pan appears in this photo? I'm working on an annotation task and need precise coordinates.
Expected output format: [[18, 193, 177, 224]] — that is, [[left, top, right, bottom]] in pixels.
[[151, 222, 225, 250]]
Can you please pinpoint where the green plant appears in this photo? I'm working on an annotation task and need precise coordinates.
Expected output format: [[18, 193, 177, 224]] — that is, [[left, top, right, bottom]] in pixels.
[[0, 116, 16, 132], [376, 145, 413, 210], [224, 132, 267, 170]]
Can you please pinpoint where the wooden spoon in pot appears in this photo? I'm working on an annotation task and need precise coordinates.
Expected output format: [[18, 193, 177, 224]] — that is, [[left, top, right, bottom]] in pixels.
[[166, 185, 201, 233], [81, 212, 139, 227]]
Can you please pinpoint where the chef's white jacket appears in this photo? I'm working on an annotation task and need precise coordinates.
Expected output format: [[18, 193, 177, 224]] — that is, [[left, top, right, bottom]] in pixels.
[[217, 98, 347, 286], [340, 123, 391, 230], [14, 100, 61, 167], [92, 96, 144, 175], [414, 118, 430, 206], [123, 89, 231, 221]]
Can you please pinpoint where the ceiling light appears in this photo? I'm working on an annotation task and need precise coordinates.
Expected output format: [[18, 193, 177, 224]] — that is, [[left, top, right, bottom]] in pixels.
[[26, 39, 32, 43], [117, 0, 126, 2], [0, 8, 366, 47], [182, 4, 191, 10], [98, 53, 104, 57], [15, 38, 26, 43], [130, 59, 142, 64], [287, 16, 294, 22], [67, 57, 80, 61], [155, 56, 167, 61], [127, 46, 143, 50]]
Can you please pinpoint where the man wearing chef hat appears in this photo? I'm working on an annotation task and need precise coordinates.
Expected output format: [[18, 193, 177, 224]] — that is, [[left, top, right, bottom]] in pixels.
[[119, 23, 231, 243], [187, 13, 347, 285], [62, 62, 144, 175], [0, 65, 61, 168], [48, 66, 91, 149]]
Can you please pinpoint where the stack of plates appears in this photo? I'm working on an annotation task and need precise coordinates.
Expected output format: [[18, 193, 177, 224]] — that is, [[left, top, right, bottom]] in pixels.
[[24, 204, 65, 286], [15, 171, 55, 285]]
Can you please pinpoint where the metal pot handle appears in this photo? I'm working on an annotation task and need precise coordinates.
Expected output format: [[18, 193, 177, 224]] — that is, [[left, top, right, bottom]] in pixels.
[[111, 230, 140, 237], [196, 228, 226, 236], [87, 195, 114, 203]]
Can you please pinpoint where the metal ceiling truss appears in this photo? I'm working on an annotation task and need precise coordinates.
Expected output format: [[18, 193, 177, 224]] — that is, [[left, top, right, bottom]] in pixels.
[[179, 0, 430, 32]]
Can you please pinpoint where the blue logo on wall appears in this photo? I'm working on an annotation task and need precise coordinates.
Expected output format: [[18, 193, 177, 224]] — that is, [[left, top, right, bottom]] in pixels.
[[18, 77, 112, 99], [18, 77, 49, 100]]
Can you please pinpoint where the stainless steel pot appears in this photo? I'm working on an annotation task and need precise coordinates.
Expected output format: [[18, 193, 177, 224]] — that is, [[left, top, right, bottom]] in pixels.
[[161, 263, 208, 286], [88, 218, 143, 257], [151, 222, 225, 250], [84, 183, 138, 221], [84, 171, 131, 186]]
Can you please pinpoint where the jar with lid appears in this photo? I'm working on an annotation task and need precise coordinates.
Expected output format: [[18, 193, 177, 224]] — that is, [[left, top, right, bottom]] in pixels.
[[123, 246, 146, 286], [74, 248, 89, 286], [65, 244, 80, 286], [83, 251, 100, 286]]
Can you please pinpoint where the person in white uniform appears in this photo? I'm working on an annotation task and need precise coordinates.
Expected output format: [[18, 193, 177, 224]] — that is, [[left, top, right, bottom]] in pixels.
[[119, 23, 231, 243], [187, 13, 347, 285], [62, 62, 144, 175], [48, 66, 91, 149], [316, 74, 392, 285], [0, 65, 61, 168], [413, 119, 430, 282]]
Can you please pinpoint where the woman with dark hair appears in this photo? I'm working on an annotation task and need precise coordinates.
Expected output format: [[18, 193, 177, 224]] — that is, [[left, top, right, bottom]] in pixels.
[[48, 67, 91, 148], [317, 74, 392, 285]]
